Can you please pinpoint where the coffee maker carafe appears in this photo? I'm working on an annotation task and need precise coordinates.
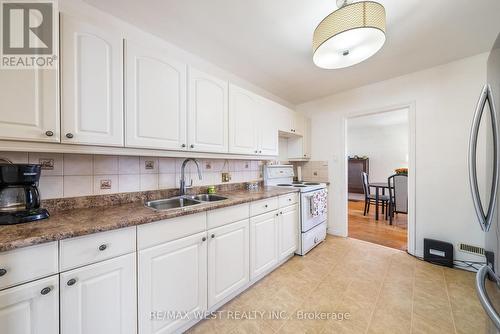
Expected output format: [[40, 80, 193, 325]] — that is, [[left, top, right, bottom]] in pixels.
[[0, 163, 50, 225]]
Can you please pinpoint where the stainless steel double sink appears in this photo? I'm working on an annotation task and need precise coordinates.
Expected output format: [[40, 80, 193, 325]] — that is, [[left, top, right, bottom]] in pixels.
[[145, 194, 228, 211]]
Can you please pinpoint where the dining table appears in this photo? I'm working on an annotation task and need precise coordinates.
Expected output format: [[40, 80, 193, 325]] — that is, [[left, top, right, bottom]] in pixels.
[[369, 182, 391, 220]]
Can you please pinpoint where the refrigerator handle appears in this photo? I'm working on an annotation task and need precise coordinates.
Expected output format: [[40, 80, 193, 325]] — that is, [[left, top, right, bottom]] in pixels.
[[468, 84, 499, 232], [486, 85, 500, 232], [476, 265, 500, 330]]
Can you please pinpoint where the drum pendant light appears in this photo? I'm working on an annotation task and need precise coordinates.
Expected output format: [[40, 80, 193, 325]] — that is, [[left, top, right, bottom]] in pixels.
[[313, 0, 386, 69]]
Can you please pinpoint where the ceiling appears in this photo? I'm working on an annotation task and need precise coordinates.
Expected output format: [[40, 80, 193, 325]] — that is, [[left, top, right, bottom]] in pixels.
[[83, 0, 500, 105], [347, 108, 408, 130]]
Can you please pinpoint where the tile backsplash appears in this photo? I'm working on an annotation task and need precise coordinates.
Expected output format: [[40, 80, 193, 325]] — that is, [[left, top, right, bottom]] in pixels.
[[0, 152, 264, 199], [292, 160, 329, 182]]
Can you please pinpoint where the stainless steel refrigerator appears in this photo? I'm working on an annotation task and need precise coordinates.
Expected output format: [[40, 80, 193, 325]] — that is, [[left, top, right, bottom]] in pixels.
[[469, 32, 500, 333]]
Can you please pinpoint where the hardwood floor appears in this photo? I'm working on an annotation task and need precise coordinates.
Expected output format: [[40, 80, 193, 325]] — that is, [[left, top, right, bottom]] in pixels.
[[348, 199, 407, 251]]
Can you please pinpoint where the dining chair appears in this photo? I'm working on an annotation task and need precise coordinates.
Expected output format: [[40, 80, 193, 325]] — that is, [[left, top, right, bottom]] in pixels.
[[387, 174, 408, 225], [361, 172, 390, 218]]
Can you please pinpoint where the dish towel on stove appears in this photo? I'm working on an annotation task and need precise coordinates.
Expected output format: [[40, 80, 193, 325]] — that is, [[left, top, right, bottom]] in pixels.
[[310, 189, 328, 217]]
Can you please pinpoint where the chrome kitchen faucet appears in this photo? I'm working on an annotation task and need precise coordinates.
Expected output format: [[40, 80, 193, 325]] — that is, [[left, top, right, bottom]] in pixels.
[[179, 158, 202, 196]]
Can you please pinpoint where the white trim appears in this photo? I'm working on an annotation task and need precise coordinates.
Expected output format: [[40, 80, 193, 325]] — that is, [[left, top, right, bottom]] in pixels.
[[0, 140, 275, 160], [343, 101, 417, 255]]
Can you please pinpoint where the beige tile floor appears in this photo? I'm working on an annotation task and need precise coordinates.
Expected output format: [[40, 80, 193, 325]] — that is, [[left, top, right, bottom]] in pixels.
[[187, 236, 488, 334]]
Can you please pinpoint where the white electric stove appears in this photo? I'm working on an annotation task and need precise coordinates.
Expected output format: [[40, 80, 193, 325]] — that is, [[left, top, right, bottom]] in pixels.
[[263, 165, 328, 255]]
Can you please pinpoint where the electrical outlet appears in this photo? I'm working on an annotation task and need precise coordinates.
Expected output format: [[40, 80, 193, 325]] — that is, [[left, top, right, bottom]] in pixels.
[[221, 172, 231, 183]]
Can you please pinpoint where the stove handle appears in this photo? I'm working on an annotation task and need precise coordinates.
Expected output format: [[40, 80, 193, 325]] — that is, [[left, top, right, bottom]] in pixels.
[[476, 265, 500, 330]]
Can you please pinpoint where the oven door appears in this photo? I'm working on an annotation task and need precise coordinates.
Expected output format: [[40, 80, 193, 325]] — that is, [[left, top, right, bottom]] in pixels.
[[301, 189, 327, 232]]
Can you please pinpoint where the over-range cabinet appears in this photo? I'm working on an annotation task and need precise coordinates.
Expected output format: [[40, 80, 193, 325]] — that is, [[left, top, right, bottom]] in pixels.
[[469, 32, 500, 334]]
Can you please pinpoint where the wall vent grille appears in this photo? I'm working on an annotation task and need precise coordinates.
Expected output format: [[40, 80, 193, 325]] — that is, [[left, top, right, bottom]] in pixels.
[[458, 243, 485, 256]]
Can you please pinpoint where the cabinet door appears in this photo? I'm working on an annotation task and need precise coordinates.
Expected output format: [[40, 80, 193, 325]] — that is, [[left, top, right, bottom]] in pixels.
[[258, 98, 279, 156], [0, 275, 59, 334], [250, 211, 279, 279], [229, 85, 258, 155], [60, 254, 136, 334], [277, 106, 294, 134], [279, 204, 299, 260], [61, 15, 123, 146], [188, 68, 228, 153], [302, 117, 311, 159], [125, 40, 187, 151], [0, 69, 59, 143], [292, 112, 305, 136], [208, 219, 249, 308], [138, 231, 207, 334]]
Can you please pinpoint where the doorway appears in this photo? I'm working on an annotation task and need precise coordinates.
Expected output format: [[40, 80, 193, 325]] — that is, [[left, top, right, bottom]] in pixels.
[[346, 108, 411, 251]]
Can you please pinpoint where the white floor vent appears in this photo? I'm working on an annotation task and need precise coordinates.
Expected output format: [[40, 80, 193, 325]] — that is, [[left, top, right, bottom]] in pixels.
[[457, 243, 485, 256]]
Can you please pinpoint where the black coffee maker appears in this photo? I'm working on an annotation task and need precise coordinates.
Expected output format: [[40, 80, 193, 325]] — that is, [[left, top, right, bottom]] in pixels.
[[0, 163, 50, 225]]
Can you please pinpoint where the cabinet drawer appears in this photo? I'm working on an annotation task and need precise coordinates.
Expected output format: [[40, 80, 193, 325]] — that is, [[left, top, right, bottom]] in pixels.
[[137, 212, 206, 250], [207, 203, 249, 229], [60, 227, 136, 271], [250, 197, 278, 217], [0, 242, 58, 290], [279, 193, 299, 207]]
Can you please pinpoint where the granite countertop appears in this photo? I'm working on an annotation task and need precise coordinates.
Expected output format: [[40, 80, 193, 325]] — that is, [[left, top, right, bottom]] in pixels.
[[0, 187, 298, 252]]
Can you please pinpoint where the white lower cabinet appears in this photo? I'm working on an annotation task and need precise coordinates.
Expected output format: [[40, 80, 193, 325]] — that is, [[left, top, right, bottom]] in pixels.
[[278, 204, 299, 260], [138, 231, 207, 334], [250, 211, 279, 279], [60, 253, 136, 334], [0, 275, 59, 334], [208, 219, 249, 308]]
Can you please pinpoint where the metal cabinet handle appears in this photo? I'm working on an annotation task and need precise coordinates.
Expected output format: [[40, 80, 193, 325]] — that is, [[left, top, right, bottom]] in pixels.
[[468, 84, 499, 232], [0, 268, 6, 277], [259, 150, 262, 154], [65, 133, 74, 139], [190, 144, 194, 149], [67, 278, 77, 286], [288, 198, 292, 201], [40, 287, 51, 295], [254, 150, 258, 153], [202, 237, 207, 242], [98, 244, 107, 251], [476, 265, 500, 330], [45, 131, 54, 137], [264, 204, 268, 208], [181, 144, 186, 148], [280, 211, 283, 215], [275, 213, 279, 216], [211, 234, 215, 239]]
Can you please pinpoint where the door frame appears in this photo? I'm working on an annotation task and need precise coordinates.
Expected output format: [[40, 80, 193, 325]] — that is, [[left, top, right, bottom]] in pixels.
[[343, 102, 416, 254]]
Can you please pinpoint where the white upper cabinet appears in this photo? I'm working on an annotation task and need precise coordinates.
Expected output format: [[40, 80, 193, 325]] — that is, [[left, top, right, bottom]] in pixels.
[[257, 98, 279, 156], [188, 68, 228, 153], [61, 14, 123, 146], [0, 42, 59, 142], [0, 275, 59, 334], [229, 84, 258, 155], [277, 105, 294, 134], [60, 254, 136, 334], [302, 117, 311, 159], [292, 112, 305, 136], [138, 231, 207, 334], [125, 40, 187, 151]]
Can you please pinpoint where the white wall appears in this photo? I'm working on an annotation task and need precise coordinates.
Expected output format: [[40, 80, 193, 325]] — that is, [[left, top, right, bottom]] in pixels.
[[347, 111, 409, 183], [297, 53, 488, 261]]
